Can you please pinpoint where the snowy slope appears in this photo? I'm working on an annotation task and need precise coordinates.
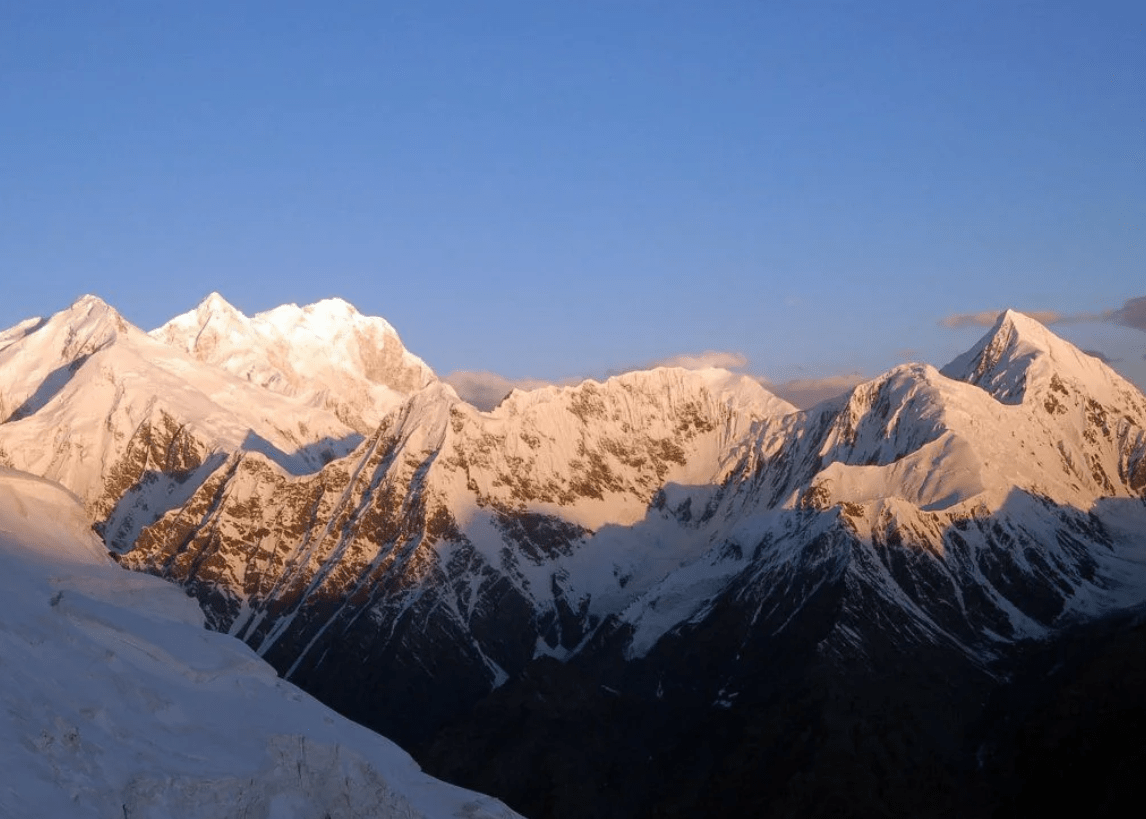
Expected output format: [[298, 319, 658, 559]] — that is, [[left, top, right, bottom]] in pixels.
[[152, 293, 436, 432], [0, 466, 519, 818]]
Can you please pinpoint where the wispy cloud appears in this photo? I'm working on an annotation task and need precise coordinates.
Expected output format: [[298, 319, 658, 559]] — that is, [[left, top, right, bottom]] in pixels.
[[650, 350, 748, 370], [1107, 296, 1146, 331], [939, 295, 1146, 332], [938, 309, 1072, 328], [443, 370, 560, 411], [764, 373, 867, 409]]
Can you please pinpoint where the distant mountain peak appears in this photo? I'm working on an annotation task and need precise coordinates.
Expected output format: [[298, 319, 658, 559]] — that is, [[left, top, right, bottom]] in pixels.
[[71, 293, 112, 310], [194, 291, 243, 318], [304, 296, 357, 314], [151, 295, 436, 432], [254, 296, 398, 342], [941, 308, 1131, 405], [32, 293, 137, 361], [66, 293, 127, 324]]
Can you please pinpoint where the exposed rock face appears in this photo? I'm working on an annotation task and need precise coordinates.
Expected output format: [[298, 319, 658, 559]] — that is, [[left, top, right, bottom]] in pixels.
[[120, 369, 794, 744], [3, 298, 1146, 817]]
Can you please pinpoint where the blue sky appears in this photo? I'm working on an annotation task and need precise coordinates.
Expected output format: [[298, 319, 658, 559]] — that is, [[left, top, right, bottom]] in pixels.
[[2, 1, 1143, 403]]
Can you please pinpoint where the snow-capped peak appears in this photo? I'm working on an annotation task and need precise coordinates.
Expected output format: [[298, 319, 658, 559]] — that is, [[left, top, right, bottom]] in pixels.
[[151, 295, 437, 432], [151, 292, 247, 354], [0, 296, 360, 523], [61, 294, 132, 339], [494, 366, 795, 421], [195, 291, 244, 320], [941, 308, 1140, 406], [251, 298, 408, 358], [70, 293, 113, 311], [0, 295, 137, 423]]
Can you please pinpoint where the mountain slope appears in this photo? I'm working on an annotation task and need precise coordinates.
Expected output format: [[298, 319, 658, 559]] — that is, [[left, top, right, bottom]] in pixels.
[[120, 366, 797, 744], [420, 312, 1146, 817], [696, 306, 1146, 659], [0, 465, 519, 818]]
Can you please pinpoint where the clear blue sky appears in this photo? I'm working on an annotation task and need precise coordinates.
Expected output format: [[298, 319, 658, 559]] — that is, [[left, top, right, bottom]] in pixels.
[[2, 1, 1143, 397]]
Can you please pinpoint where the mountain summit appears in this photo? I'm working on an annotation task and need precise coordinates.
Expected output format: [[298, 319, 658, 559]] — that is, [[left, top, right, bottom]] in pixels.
[[152, 293, 437, 432], [942, 309, 1143, 408]]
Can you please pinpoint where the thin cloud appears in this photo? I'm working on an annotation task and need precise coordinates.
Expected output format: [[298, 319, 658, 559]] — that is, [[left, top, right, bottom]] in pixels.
[[651, 350, 749, 370], [940, 295, 1146, 333], [443, 370, 557, 411], [1107, 296, 1146, 332], [765, 373, 868, 409], [939, 309, 1070, 329]]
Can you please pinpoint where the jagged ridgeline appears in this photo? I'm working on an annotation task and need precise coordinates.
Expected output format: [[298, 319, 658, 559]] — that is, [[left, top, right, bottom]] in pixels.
[[2, 295, 1145, 818]]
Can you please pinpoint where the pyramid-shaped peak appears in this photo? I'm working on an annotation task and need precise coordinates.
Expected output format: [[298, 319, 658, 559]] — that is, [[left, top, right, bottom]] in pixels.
[[59, 294, 131, 336], [68, 293, 119, 317], [0, 295, 140, 386], [195, 292, 243, 317], [993, 308, 1063, 344], [71, 293, 109, 309], [942, 308, 1127, 405], [152, 293, 249, 347]]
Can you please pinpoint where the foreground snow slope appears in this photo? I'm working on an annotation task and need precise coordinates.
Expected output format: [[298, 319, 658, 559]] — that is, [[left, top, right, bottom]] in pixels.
[[0, 466, 519, 819]]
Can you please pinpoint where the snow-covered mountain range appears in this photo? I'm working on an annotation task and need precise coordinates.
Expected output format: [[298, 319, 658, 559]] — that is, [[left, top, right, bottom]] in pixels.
[[2, 293, 1144, 817]]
